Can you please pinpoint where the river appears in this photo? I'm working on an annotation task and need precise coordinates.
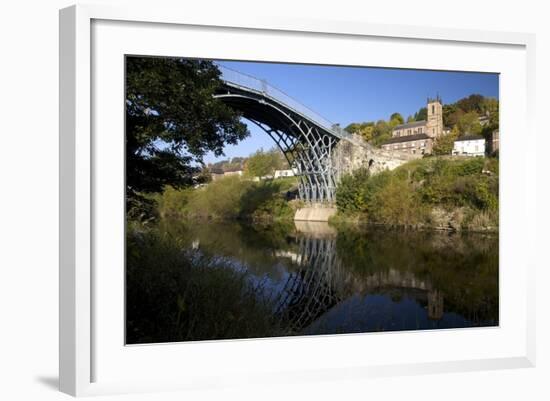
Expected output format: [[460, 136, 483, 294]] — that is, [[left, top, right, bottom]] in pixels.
[[129, 220, 498, 342]]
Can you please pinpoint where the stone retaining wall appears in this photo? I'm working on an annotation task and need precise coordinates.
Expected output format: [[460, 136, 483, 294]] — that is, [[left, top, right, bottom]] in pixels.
[[332, 134, 421, 181]]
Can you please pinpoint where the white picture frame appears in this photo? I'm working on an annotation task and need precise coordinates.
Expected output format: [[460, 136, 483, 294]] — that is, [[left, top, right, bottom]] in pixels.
[[59, 4, 536, 397]]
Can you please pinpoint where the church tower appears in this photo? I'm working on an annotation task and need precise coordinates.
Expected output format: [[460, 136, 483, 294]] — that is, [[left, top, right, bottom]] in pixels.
[[426, 95, 443, 138]]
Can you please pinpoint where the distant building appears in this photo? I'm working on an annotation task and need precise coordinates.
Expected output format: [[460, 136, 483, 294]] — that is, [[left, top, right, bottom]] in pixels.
[[380, 133, 433, 155], [223, 170, 243, 177], [478, 112, 490, 127], [274, 169, 297, 178], [453, 135, 486, 157], [381, 96, 444, 155], [209, 167, 225, 181]]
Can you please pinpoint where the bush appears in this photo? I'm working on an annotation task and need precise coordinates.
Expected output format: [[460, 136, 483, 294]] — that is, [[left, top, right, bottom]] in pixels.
[[335, 168, 370, 215], [155, 186, 192, 219], [335, 156, 499, 230], [369, 178, 428, 226], [156, 176, 299, 222], [185, 176, 253, 219]]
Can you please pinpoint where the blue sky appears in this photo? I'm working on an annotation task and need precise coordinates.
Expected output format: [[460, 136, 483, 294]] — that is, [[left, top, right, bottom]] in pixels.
[[205, 60, 499, 164]]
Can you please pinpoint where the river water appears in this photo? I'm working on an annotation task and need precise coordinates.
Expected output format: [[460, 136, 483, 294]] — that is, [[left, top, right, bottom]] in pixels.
[[155, 220, 499, 339]]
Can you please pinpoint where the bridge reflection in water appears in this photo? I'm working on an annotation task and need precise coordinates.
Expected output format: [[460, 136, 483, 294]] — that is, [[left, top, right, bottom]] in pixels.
[[184, 221, 498, 337], [272, 223, 449, 335]]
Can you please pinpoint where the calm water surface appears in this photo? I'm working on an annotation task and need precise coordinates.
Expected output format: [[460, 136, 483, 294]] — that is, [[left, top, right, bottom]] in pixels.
[[160, 220, 499, 338]]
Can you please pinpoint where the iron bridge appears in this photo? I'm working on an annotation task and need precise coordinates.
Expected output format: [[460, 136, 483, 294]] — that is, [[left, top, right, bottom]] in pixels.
[[214, 65, 353, 204]]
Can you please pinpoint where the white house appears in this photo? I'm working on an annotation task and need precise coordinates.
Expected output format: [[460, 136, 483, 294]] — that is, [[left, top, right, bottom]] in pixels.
[[453, 135, 486, 157], [274, 168, 297, 179]]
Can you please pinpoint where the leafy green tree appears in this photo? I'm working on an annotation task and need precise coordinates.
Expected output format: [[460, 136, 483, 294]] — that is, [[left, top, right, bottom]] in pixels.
[[335, 168, 370, 215], [244, 148, 283, 178], [390, 112, 404, 125], [371, 120, 392, 147], [456, 94, 485, 114], [406, 115, 415, 123], [481, 97, 499, 115], [456, 112, 482, 136], [357, 125, 374, 141], [414, 107, 427, 121], [125, 56, 249, 218], [432, 126, 459, 155], [344, 122, 362, 134]]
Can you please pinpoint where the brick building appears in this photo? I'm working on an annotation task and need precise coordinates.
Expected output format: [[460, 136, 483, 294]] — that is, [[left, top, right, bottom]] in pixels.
[[381, 96, 444, 155]]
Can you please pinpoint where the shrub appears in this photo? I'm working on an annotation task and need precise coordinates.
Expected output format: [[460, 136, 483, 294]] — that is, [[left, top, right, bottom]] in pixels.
[[335, 168, 370, 215], [335, 156, 498, 230], [158, 175, 299, 222], [185, 176, 252, 219], [155, 186, 192, 219], [369, 178, 427, 226]]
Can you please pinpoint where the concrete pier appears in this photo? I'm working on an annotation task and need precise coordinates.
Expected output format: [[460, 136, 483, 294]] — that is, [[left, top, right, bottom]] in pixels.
[[294, 205, 337, 222]]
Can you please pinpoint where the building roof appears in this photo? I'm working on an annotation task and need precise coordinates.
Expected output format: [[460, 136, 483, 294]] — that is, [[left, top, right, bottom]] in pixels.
[[454, 135, 485, 142], [393, 120, 426, 130], [382, 133, 431, 145]]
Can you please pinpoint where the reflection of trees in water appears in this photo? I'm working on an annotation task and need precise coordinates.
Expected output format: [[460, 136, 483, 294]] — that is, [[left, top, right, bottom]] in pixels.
[[335, 227, 498, 324], [170, 219, 498, 334], [273, 226, 498, 333]]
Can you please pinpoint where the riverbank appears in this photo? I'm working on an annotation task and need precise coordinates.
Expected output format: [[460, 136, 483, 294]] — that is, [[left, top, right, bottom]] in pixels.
[[147, 156, 498, 233], [333, 156, 499, 233]]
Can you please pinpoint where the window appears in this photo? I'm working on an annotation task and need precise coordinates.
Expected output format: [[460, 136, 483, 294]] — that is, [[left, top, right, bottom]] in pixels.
[[418, 127, 422, 134], [432, 105, 435, 114]]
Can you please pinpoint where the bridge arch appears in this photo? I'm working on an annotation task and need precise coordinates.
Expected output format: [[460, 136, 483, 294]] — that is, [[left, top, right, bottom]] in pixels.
[[214, 66, 351, 203]]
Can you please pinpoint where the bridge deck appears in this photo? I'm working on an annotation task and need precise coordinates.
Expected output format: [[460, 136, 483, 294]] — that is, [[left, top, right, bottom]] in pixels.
[[218, 65, 351, 141]]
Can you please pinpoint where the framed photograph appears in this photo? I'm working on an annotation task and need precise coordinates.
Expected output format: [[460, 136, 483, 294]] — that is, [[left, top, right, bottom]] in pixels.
[[59, 4, 536, 396]]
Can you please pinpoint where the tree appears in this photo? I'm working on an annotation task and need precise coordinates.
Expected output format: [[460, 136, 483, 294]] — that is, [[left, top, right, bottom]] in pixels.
[[357, 125, 375, 142], [406, 115, 415, 123], [432, 126, 459, 155], [456, 94, 484, 114], [445, 108, 465, 128], [244, 149, 283, 178], [390, 112, 404, 125], [414, 107, 427, 121], [371, 120, 392, 147], [456, 112, 482, 136], [344, 122, 362, 134], [125, 56, 249, 218]]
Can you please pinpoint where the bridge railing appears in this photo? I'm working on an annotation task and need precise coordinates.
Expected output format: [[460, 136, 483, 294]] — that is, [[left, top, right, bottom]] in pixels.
[[218, 64, 348, 137]]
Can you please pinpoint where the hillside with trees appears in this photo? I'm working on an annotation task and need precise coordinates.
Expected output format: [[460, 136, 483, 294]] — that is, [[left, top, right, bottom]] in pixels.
[[343, 94, 499, 150]]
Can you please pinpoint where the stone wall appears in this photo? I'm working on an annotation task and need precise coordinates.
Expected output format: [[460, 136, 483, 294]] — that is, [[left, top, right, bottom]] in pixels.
[[332, 134, 421, 182]]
